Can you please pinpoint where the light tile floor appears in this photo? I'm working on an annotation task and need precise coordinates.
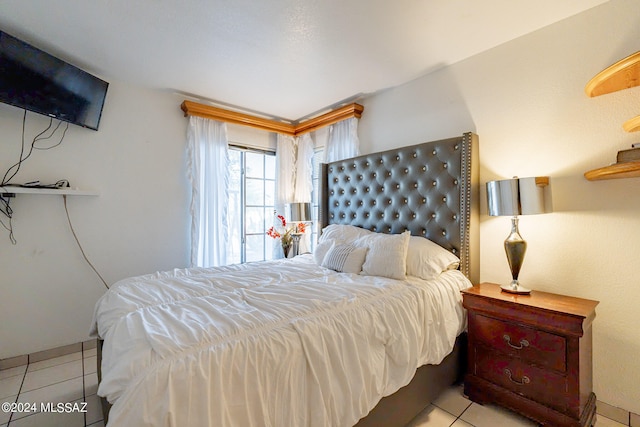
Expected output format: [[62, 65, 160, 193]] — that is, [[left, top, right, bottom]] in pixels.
[[407, 384, 628, 427], [0, 353, 629, 427], [0, 347, 102, 427]]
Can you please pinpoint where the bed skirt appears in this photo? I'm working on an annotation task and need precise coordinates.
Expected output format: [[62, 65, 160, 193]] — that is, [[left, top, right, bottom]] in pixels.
[[98, 333, 466, 426]]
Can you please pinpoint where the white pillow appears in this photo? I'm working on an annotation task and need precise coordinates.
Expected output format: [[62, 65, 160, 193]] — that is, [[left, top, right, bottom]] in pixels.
[[313, 239, 337, 265], [321, 243, 368, 274], [319, 224, 373, 244], [406, 236, 460, 281], [355, 231, 411, 280]]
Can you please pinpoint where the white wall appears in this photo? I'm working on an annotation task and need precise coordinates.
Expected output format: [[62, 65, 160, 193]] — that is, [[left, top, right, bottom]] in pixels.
[[358, 0, 640, 414], [0, 80, 190, 358], [2, 0, 638, 415]]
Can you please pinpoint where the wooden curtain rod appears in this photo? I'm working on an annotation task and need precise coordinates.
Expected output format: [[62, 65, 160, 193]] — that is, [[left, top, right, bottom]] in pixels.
[[294, 103, 364, 135], [180, 100, 363, 136]]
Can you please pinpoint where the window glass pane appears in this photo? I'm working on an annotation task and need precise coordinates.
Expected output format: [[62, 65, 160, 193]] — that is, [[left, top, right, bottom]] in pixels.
[[229, 150, 242, 193], [245, 234, 265, 262], [227, 149, 242, 264], [224, 149, 278, 264], [246, 178, 264, 206], [264, 154, 276, 180], [246, 207, 265, 234], [246, 151, 264, 178], [264, 180, 275, 206], [310, 148, 324, 252]]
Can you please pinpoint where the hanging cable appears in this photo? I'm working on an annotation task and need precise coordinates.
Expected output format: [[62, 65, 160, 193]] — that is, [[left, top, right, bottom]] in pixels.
[[63, 195, 109, 289], [0, 196, 16, 244], [1, 110, 69, 243]]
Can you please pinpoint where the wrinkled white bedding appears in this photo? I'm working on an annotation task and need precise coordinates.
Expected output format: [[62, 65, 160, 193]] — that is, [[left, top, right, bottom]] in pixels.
[[91, 255, 471, 427]]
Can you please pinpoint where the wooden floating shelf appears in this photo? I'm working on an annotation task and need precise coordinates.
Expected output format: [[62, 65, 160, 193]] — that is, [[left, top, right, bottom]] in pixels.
[[0, 186, 99, 197], [584, 161, 640, 181], [584, 52, 640, 180], [623, 115, 640, 133], [585, 51, 640, 97]]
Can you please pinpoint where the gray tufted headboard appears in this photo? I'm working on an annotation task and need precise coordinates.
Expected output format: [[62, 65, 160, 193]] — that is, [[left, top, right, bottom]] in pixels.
[[319, 132, 479, 283]]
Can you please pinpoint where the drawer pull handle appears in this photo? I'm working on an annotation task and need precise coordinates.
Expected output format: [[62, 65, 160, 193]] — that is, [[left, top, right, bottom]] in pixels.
[[504, 368, 530, 385], [503, 334, 529, 350]]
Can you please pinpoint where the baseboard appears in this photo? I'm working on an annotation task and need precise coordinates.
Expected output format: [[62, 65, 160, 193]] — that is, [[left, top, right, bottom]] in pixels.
[[597, 400, 640, 427], [0, 339, 97, 370]]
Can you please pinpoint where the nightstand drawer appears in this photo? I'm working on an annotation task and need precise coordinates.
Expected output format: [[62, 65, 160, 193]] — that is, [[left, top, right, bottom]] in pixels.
[[462, 283, 599, 426], [471, 314, 566, 372], [475, 349, 569, 413]]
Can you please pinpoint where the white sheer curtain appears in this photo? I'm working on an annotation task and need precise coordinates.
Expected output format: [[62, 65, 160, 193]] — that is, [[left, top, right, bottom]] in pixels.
[[273, 134, 297, 258], [275, 134, 297, 214], [325, 117, 360, 162], [294, 133, 314, 254], [186, 116, 229, 267], [273, 132, 316, 256], [294, 133, 314, 203]]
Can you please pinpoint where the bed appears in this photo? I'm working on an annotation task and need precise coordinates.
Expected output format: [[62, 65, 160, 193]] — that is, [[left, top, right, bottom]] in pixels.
[[93, 132, 479, 426]]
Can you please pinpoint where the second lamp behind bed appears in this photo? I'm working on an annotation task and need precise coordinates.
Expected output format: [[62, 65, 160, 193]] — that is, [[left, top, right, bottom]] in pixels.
[[288, 202, 312, 256]]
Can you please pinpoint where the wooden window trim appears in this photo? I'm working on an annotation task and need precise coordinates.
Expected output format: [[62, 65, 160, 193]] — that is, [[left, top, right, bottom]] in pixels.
[[181, 100, 363, 136]]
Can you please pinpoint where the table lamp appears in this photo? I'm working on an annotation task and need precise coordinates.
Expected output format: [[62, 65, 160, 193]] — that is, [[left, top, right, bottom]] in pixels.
[[288, 202, 312, 256], [486, 176, 551, 294]]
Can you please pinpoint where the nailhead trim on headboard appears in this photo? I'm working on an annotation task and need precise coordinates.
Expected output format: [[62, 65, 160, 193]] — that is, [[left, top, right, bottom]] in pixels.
[[319, 132, 479, 282]]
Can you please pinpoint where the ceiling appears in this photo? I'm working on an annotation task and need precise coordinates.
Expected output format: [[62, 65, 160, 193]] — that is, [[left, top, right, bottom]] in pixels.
[[0, 0, 608, 122]]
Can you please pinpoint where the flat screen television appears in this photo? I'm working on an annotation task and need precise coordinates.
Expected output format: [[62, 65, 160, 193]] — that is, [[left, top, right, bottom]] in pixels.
[[0, 30, 108, 131]]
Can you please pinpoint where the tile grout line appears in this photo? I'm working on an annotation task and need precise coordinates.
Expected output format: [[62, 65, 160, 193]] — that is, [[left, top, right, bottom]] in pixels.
[[455, 402, 473, 427], [81, 342, 87, 427], [7, 362, 28, 425], [18, 374, 85, 395], [26, 354, 84, 373], [3, 353, 89, 427], [431, 395, 473, 427]]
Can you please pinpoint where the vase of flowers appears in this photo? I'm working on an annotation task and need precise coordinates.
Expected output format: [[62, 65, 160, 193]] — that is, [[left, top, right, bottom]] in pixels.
[[267, 212, 306, 258]]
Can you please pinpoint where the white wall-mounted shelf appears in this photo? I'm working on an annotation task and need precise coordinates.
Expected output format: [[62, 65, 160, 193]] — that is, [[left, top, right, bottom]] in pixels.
[[0, 186, 99, 197]]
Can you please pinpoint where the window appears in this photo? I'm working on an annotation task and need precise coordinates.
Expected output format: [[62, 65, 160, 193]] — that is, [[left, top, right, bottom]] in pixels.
[[227, 147, 276, 264], [310, 147, 324, 251]]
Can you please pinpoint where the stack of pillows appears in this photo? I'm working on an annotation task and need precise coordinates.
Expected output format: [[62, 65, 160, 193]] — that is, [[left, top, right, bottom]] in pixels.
[[313, 224, 460, 281]]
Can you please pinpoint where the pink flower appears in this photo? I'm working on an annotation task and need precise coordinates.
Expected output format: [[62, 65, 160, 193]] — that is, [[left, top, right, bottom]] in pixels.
[[267, 212, 296, 248]]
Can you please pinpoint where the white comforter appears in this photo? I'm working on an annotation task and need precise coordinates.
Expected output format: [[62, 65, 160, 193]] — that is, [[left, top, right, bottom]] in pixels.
[[91, 255, 471, 427]]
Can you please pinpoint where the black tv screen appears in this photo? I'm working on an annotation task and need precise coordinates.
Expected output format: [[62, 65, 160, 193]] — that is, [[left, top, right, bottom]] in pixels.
[[0, 31, 108, 130]]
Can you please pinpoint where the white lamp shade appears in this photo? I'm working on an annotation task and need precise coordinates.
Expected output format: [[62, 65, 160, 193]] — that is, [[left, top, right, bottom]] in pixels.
[[486, 177, 551, 216], [288, 202, 312, 222]]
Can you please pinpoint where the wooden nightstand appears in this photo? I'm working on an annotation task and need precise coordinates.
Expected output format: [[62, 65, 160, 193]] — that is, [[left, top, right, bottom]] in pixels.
[[462, 283, 599, 427]]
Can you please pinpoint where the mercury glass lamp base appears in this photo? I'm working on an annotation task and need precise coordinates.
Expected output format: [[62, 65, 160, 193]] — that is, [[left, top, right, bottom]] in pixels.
[[500, 280, 531, 295]]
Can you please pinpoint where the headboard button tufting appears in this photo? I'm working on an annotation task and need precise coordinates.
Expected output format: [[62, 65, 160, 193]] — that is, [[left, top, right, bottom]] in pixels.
[[321, 134, 476, 283]]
